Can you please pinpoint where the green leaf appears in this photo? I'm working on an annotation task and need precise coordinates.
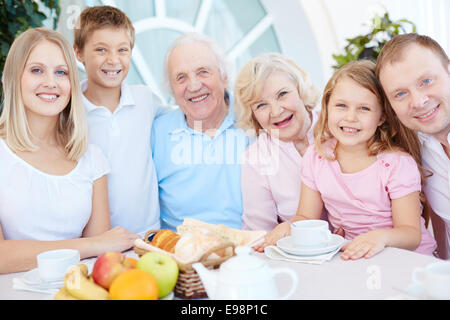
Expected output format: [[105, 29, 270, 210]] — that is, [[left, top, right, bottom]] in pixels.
[[331, 10, 417, 67]]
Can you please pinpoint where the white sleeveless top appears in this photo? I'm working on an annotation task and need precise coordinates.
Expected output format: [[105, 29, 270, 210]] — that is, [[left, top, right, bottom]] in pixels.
[[0, 139, 110, 241]]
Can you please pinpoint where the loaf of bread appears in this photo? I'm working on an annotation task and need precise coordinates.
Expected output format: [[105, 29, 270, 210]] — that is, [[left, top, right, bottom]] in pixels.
[[150, 229, 181, 253], [178, 218, 266, 247]]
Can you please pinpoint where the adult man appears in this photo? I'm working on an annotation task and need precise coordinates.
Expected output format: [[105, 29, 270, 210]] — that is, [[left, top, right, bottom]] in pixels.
[[376, 33, 450, 259], [151, 33, 249, 230]]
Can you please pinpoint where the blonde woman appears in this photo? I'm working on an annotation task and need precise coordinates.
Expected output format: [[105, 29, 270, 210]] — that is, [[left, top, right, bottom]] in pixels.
[[0, 28, 138, 274], [234, 53, 325, 232]]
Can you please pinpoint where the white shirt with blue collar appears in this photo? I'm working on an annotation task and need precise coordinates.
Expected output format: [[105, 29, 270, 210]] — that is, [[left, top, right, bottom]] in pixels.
[[81, 80, 167, 235], [151, 107, 249, 230]]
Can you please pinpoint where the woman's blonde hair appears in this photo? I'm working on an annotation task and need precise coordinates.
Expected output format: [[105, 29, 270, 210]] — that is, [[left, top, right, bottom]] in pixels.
[[315, 60, 429, 210], [0, 28, 87, 161], [234, 52, 320, 135]]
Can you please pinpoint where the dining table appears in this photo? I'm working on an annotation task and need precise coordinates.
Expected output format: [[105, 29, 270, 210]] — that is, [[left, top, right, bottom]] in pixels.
[[0, 246, 440, 300]]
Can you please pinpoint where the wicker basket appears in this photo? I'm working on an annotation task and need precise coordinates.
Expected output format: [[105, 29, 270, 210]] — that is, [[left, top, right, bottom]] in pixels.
[[134, 230, 235, 299]]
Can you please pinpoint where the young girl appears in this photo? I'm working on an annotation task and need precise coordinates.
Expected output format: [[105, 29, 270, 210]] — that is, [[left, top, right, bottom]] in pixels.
[[0, 28, 139, 274], [255, 60, 437, 259]]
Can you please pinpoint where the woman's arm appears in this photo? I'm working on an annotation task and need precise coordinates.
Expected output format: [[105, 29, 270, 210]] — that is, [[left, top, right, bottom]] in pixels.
[[0, 176, 139, 274], [0, 226, 98, 274], [341, 191, 422, 260], [82, 175, 111, 237]]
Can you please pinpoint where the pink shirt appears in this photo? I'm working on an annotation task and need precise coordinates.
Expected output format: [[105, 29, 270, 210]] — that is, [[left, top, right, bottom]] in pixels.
[[241, 112, 317, 231], [300, 143, 437, 255]]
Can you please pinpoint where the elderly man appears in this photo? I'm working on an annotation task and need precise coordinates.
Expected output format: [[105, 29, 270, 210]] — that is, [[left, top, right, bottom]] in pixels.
[[151, 33, 249, 230], [376, 33, 450, 259]]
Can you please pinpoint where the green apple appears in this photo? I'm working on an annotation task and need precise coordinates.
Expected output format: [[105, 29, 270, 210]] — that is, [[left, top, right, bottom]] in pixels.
[[137, 252, 179, 298]]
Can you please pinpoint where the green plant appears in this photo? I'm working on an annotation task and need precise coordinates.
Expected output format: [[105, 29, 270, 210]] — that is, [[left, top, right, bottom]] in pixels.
[[0, 0, 60, 107], [332, 11, 416, 69]]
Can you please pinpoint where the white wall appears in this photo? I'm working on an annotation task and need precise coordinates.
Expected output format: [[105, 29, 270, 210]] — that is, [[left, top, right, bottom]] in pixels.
[[301, 0, 450, 89]]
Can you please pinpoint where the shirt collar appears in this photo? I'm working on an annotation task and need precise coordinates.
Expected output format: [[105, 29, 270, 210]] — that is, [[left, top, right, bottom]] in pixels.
[[80, 79, 135, 113], [418, 131, 450, 157], [418, 131, 450, 145]]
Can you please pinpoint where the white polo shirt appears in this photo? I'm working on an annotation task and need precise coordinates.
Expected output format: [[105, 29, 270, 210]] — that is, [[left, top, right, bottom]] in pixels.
[[419, 132, 450, 252], [81, 80, 166, 235]]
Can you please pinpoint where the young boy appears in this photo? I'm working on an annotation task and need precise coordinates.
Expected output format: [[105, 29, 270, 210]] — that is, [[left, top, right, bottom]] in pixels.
[[74, 6, 166, 236]]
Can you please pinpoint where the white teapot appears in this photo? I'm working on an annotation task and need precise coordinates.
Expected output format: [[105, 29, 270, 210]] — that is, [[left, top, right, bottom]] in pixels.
[[192, 246, 298, 300]]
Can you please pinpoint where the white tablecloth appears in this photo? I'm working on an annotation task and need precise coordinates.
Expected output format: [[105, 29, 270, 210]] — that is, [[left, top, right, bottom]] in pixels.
[[0, 247, 439, 300]]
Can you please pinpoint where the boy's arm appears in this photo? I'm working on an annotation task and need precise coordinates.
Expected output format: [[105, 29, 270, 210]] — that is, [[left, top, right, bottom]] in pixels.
[[151, 93, 175, 118], [155, 103, 175, 118]]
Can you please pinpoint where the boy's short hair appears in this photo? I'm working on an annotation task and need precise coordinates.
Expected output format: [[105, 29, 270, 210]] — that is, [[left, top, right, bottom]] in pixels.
[[375, 33, 449, 77], [74, 5, 135, 50]]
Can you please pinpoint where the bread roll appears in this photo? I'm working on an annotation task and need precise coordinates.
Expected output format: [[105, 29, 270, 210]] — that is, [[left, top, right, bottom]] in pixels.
[[150, 229, 180, 253]]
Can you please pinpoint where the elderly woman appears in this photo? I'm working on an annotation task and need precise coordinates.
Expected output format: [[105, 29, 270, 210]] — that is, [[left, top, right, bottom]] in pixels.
[[234, 53, 322, 232]]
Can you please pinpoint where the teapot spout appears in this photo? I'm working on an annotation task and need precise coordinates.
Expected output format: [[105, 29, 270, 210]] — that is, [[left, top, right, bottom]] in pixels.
[[192, 262, 217, 299]]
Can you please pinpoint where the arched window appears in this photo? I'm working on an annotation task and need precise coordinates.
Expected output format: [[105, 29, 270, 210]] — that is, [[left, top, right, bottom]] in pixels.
[[72, 0, 283, 104]]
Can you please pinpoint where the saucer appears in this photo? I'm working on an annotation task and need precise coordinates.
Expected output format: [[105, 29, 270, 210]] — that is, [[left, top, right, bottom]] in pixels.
[[22, 268, 64, 288], [405, 282, 429, 299], [276, 234, 345, 256]]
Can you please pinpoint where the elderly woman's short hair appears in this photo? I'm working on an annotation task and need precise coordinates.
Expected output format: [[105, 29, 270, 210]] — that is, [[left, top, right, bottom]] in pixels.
[[234, 52, 320, 135]]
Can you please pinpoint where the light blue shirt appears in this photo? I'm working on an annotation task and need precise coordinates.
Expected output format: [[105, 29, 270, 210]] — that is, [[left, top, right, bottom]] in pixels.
[[151, 107, 249, 230]]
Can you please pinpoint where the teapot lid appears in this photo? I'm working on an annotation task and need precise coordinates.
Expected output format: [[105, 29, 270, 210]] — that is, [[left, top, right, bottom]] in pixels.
[[222, 246, 264, 271]]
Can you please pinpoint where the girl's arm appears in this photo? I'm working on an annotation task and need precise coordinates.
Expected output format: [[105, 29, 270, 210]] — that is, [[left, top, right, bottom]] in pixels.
[[253, 183, 324, 252], [341, 191, 422, 260], [0, 176, 139, 274]]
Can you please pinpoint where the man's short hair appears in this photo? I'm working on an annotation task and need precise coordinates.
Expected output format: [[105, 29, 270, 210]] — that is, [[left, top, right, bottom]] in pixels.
[[375, 33, 449, 78]]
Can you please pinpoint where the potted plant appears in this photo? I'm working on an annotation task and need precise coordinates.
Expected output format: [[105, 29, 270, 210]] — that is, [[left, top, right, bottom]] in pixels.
[[332, 11, 416, 69]]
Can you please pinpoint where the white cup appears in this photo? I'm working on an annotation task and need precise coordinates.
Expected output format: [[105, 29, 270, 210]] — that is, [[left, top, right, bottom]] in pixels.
[[37, 249, 80, 282], [412, 261, 450, 300], [290, 220, 332, 247]]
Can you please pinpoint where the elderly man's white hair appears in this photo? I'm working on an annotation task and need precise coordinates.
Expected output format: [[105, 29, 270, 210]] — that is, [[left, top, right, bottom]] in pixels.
[[163, 32, 230, 99]]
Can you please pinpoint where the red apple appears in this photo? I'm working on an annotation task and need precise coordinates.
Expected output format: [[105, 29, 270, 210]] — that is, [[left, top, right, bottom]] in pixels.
[[92, 252, 134, 289]]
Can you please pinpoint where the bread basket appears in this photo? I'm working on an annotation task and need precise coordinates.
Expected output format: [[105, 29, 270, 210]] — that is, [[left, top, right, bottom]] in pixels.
[[134, 229, 235, 299]]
